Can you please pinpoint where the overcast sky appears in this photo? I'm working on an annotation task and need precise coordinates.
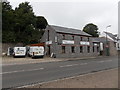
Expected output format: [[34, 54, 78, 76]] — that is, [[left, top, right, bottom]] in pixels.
[[8, 0, 119, 35]]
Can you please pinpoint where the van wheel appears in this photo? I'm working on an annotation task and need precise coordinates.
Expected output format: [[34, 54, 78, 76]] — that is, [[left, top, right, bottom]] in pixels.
[[23, 56, 26, 58], [28, 54, 31, 57], [32, 56, 34, 59], [41, 56, 44, 58]]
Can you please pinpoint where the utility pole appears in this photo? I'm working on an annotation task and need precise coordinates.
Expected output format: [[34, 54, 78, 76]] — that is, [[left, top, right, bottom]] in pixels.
[[105, 25, 111, 56]]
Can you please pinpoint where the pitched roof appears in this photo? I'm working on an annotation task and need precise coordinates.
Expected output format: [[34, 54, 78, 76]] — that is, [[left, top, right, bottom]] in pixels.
[[104, 32, 117, 40], [92, 37, 114, 42], [49, 25, 91, 36]]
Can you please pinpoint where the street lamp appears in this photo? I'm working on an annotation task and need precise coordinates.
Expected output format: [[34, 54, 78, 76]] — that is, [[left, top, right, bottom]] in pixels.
[[105, 25, 111, 56]]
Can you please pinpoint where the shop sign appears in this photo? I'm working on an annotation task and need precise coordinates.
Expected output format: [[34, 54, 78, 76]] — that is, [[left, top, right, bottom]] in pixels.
[[46, 41, 52, 45], [94, 43, 98, 46], [62, 40, 74, 44], [80, 41, 90, 45], [100, 43, 103, 50]]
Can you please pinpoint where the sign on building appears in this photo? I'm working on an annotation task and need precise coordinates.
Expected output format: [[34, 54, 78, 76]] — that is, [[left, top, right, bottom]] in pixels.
[[93, 43, 99, 46], [46, 41, 52, 45], [62, 40, 74, 44], [94, 43, 98, 46], [80, 41, 90, 45], [100, 42, 103, 51]]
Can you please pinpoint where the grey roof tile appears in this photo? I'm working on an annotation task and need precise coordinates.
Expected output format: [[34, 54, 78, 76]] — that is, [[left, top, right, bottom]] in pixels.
[[49, 25, 91, 36], [92, 37, 114, 42], [104, 32, 117, 40]]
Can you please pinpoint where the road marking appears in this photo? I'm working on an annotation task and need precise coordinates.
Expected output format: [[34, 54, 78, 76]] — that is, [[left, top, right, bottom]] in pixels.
[[0, 68, 44, 75], [60, 63, 88, 68], [80, 63, 88, 65], [98, 60, 113, 63], [98, 61, 105, 63], [60, 64, 79, 67], [105, 60, 113, 62]]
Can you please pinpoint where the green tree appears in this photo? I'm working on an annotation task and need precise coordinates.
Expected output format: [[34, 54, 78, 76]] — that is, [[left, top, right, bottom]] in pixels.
[[34, 16, 48, 44], [2, 2, 15, 43], [2, 1, 48, 44], [36, 16, 48, 29], [14, 2, 36, 43], [83, 23, 99, 37]]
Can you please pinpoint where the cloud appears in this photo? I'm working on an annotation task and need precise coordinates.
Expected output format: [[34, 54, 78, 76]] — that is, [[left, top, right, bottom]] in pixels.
[[8, 0, 118, 34]]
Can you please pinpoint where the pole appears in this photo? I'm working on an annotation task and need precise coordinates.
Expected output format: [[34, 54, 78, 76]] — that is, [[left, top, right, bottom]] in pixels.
[[106, 25, 111, 56]]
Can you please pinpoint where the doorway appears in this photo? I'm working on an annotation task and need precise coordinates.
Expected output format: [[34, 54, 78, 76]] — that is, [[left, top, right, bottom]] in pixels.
[[47, 45, 50, 56]]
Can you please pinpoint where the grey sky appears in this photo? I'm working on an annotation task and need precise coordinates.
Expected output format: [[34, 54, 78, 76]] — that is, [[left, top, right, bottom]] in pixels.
[[8, 0, 118, 34]]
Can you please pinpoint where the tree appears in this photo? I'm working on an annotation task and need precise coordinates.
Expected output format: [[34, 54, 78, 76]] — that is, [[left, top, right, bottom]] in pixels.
[[14, 2, 36, 32], [36, 16, 48, 29], [14, 2, 37, 43], [2, 1, 48, 44], [2, 2, 15, 43], [83, 23, 99, 37]]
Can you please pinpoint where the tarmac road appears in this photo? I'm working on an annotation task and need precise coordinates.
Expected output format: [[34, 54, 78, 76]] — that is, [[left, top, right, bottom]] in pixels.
[[2, 56, 118, 89]]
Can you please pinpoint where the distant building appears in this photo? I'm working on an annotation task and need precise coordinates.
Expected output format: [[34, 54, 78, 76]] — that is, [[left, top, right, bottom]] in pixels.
[[93, 36, 118, 56], [104, 32, 120, 51], [41, 25, 100, 58]]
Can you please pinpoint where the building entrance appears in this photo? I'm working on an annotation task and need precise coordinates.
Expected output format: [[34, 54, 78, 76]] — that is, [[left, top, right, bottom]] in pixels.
[[47, 45, 50, 56]]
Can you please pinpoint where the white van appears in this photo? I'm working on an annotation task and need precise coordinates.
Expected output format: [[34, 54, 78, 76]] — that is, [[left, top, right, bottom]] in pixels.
[[13, 47, 26, 57], [28, 46, 44, 58]]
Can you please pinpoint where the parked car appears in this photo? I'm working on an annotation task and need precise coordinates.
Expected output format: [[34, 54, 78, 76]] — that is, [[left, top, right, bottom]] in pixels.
[[28, 46, 44, 58], [13, 47, 26, 57]]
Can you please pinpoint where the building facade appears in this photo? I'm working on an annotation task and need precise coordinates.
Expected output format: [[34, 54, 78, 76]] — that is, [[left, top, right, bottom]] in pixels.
[[93, 37, 118, 56], [41, 25, 100, 58]]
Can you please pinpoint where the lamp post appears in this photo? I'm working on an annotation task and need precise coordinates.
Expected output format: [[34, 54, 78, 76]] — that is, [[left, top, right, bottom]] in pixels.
[[105, 25, 111, 56]]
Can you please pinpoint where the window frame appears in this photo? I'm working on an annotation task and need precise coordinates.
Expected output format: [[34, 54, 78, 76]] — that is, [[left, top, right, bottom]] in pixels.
[[71, 46, 75, 53], [80, 37, 83, 41], [62, 46, 65, 53], [80, 46, 83, 53], [87, 46, 90, 53], [62, 34, 65, 40], [93, 46, 95, 52], [72, 35, 74, 40]]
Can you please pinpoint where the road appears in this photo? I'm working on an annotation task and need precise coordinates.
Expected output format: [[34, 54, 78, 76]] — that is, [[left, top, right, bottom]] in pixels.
[[2, 56, 118, 89]]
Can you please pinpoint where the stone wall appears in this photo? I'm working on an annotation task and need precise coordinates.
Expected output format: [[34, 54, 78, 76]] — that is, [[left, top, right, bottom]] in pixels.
[[2, 43, 23, 53], [109, 41, 118, 56]]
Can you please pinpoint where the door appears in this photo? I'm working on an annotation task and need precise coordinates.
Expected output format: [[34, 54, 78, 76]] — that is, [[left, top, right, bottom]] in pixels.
[[47, 45, 50, 56]]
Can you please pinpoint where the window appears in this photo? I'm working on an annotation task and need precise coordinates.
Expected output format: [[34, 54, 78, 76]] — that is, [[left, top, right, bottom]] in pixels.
[[62, 46, 65, 53], [72, 36, 74, 40], [80, 37, 83, 41], [114, 42, 116, 47], [93, 46, 95, 52], [118, 43, 120, 48], [71, 46, 75, 53], [63, 35, 65, 40], [80, 46, 83, 53], [97, 46, 99, 52], [48, 30, 49, 41], [87, 46, 90, 53], [88, 37, 89, 41]]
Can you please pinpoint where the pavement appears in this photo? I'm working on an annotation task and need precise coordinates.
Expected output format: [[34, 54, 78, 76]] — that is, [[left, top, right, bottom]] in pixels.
[[2, 56, 108, 66], [2, 56, 118, 89], [28, 68, 118, 88]]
